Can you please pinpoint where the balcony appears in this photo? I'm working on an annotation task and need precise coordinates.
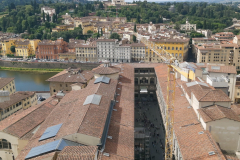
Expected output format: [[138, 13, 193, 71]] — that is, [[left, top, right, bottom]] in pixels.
[[206, 75, 228, 88]]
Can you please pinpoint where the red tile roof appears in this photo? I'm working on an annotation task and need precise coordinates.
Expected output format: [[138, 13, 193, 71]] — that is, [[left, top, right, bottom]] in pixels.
[[0, 97, 58, 139], [0, 77, 14, 89], [100, 63, 134, 160], [0, 91, 35, 109], [92, 66, 120, 75], [57, 146, 98, 160], [46, 68, 93, 83], [198, 105, 240, 123], [155, 64, 225, 160]]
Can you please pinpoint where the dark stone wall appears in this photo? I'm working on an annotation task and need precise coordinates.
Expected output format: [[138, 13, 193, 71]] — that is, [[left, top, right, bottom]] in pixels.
[[0, 61, 100, 70]]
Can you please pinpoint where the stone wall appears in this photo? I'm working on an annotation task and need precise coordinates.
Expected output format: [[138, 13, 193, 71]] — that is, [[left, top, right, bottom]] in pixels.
[[0, 61, 99, 70]]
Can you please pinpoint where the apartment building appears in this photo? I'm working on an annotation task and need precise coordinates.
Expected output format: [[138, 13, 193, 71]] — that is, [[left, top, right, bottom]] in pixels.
[[146, 38, 189, 63], [195, 35, 240, 71], [75, 41, 97, 62], [0, 91, 37, 120], [96, 39, 132, 63], [15, 40, 31, 58], [131, 43, 146, 62], [192, 38, 218, 45], [0, 78, 16, 95], [178, 62, 237, 102], [46, 67, 94, 95], [1, 39, 16, 56], [15, 39, 41, 58], [36, 38, 68, 60], [213, 32, 235, 40]]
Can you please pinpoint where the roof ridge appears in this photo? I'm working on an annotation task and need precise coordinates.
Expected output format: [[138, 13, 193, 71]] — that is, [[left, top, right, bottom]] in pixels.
[[198, 89, 211, 101], [201, 107, 215, 122], [215, 105, 226, 119]]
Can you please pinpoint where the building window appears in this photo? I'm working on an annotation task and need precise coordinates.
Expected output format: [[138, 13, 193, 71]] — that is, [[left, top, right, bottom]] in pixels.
[[0, 139, 11, 149], [60, 84, 62, 87], [66, 84, 68, 87]]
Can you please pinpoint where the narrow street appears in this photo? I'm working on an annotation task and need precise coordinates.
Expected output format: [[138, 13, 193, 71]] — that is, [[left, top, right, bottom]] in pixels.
[[135, 93, 165, 160]]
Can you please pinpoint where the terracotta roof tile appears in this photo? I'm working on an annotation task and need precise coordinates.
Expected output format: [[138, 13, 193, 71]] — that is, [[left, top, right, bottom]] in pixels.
[[207, 65, 237, 74], [3, 103, 56, 138], [0, 91, 35, 109], [100, 64, 134, 160], [57, 146, 98, 160], [0, 77, 14, 89], [155, 64, 225, 160], [46, 68, 93, 83], [198, 105, 240, 123], [92, 66, 120, 75]]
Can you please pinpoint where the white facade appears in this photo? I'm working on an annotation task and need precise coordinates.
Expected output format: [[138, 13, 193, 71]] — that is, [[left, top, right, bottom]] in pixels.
[[207, 72, 236, 102], [112, 0, 126, 5], [196, 29, 212, 38], [180, 20, 196, 31], [97, 40, 131, 63], [41, 6, 56, 15]]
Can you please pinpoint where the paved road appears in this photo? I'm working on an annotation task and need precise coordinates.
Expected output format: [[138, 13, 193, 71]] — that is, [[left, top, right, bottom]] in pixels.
[[135, 96, 165, 160]]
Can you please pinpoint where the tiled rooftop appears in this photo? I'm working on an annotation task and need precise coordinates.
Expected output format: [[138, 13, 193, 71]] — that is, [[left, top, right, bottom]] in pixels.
[[155, 64, 225, 160], [0, 91, 35, 109], [0, 77, 14, 89], [57, 146, 98, 160], [46, 68, 93, 83]]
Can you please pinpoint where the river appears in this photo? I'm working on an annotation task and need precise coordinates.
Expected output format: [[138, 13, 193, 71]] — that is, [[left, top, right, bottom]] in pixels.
[[0, 70, 58, 91]]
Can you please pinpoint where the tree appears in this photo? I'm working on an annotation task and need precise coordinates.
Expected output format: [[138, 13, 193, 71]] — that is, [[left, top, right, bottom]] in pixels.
[[203, 20, 207, 29], [10, 46, 15, 53], [87, 30, 93, 34], [133, 35, 136, 42], [99, 2, 104, 9], [46, 14, 50, 22], [174, 23, 180, 31], [43, 11, 45, 22], [110, 33, 120, 41], [134, 24, 137, 32]]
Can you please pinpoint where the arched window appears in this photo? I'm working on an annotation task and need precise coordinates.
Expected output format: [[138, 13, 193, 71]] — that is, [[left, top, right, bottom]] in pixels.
[[0, 139, 11, 149], [53, 89, 56, 92]]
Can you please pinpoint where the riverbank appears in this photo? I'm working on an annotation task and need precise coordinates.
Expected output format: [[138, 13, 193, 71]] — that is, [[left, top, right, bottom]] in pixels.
[[0, 67, 63, 73]]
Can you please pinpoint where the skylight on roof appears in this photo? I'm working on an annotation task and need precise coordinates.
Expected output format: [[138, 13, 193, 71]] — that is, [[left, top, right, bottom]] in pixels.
[[83, 94, 102, 106], [39, 124, 63, 141], [94, 76, 110, 84], [211, 66, 220, 70], [186, 81, 209, 88], [25, 139, 83, 160], [25, 140, 61, 159]]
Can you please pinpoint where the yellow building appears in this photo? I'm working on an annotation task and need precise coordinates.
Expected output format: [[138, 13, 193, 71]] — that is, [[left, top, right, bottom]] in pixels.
[[0, 91, 37, 120], [82, 24, 94, 35], [29, 39, 41, 54], [0, 77, 16, 95], [52, 25, 74, 32], [15, 40, 31, 58], [46, 68, 94, 95], [1, 39, 16, 57], [146, 38, 189, 63], [59, 52, 76, 60], [75, 42, 97, 62]]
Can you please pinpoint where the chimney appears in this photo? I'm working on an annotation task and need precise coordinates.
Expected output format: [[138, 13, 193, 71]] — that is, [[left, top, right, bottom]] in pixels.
[[0, 91, 10, 103]]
